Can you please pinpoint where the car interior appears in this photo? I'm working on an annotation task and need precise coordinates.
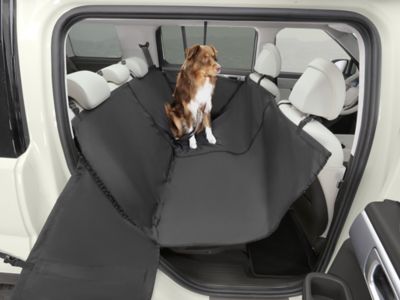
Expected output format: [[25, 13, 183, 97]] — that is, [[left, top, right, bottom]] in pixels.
[[61, 19, 362, 295]]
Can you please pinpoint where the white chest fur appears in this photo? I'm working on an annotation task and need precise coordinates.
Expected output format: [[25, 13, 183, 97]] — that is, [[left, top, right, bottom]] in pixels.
[[194, 78, 214, 108], [186, 78, 217, 149], [188, 78, 214, 122]]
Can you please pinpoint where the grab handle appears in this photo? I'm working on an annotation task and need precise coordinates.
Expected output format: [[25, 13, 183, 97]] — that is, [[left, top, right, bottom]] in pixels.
[[366, 249, 397, 300]]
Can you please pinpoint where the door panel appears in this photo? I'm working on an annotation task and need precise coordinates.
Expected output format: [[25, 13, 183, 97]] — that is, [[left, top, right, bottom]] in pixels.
[[350, 200, 400, 299], [304, 200, 400, 300], [328, 240, 372, 300]]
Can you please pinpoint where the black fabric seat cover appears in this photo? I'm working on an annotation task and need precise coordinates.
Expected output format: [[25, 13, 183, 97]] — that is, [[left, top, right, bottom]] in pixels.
[[11, 69, 330, 299], [155, 79, 330, 246], [128, 69, 243, 135], [73, 84, 173, 229], [127, 68, 173, 132], [12, 163, 159, 300]]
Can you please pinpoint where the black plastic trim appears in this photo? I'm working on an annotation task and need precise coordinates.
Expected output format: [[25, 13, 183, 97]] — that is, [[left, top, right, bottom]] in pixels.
[[303, 272, 353, 300], [365, 200, 400, 277], [51, 5, 381, 297], [159, 256, 301, 298], [0, 0, 29, 157], [279, 71, 302, 80], [0, 272, 18, 285]]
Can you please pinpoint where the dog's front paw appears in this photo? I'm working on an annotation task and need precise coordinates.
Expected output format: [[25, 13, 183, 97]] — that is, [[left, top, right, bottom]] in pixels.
[[206, 134, 217, 144], [189, 136, 198, 149], [205, 128, 217, 144]]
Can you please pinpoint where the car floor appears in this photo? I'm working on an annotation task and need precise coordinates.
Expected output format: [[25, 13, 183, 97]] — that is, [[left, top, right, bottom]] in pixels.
[[0, 284, 12, 300], [1, 214, 316, 297], [161, 213, 316, 291]]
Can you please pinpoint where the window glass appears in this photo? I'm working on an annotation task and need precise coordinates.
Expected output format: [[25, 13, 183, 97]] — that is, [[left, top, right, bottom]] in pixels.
[[68, 23, 122, 58], [276, 28, 350, 73], [161, 26, 256, 71], [207, 27, 256, 70], [161, 25, 185, 64]]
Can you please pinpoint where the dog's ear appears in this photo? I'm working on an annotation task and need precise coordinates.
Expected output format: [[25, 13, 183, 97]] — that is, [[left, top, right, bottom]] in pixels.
[[186, 44, 201, 60], [210, 45, 218, 56]]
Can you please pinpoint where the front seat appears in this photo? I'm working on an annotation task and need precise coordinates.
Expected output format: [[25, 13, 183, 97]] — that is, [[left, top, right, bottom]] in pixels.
[[279, 58, 346, 242], [249, 43, 282, 100]]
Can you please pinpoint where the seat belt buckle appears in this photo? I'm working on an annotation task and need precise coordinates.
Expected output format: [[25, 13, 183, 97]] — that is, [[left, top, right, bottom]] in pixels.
[[337, 179, 344, 189], [4, 254, 19, 266]]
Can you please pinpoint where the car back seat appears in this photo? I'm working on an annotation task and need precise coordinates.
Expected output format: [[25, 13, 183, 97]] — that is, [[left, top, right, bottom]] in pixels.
[[67, 59, 329, 247], [98, 63, 130, 91], [68, 70, 173, 229], [249, 43, 281, 100]]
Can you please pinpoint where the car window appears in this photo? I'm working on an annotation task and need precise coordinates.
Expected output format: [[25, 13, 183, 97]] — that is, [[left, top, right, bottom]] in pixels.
[[160, 25, 257, 71], [276, 28, 350, 73], [68, 23, 122, 58]]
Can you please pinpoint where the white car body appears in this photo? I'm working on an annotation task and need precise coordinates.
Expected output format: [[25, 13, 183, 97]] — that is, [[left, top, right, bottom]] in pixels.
[[1, 0, 400, 299]]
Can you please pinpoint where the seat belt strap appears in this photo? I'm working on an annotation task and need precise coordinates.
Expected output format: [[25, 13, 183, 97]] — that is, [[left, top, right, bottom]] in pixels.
[[139, 42, 155, 67], [68, 98, 80, 116], [257, 74, 276, 85], [298, 115, 314, 130], [277, 100, 291, 107]]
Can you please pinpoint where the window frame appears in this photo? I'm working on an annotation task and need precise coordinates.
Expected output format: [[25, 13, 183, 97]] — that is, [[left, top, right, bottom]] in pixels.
[[155, 25, 258, 76]]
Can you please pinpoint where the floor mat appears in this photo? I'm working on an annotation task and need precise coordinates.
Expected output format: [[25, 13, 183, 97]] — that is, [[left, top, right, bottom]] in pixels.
[[247, 213, 316, 276], [161, 247, 302, 290], [0, 284, 13, 300]]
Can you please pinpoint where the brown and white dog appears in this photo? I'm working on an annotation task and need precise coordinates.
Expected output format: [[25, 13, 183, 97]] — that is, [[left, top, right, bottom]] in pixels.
[[165, 44, 221, 149]]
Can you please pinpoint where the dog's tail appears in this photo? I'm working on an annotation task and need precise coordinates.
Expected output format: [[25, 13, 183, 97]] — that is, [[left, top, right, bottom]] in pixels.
[[164, 102, 182, 139]]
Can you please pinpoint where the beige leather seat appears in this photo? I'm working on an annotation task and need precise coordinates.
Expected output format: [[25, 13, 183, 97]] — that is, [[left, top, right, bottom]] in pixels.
[[249, 43, 282, 100]]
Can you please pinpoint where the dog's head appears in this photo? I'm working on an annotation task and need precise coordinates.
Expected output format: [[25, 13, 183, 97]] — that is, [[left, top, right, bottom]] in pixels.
[[184, 44, 221, 77]]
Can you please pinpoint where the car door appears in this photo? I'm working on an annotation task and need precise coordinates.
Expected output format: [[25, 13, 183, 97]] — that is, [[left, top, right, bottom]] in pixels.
[[350, 200, 400, 300], [303, 200, 400, 300]]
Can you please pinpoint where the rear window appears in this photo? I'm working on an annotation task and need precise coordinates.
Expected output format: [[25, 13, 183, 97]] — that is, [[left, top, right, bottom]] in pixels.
[[68, 23, 122, 58], [160, 25, 257, 71]]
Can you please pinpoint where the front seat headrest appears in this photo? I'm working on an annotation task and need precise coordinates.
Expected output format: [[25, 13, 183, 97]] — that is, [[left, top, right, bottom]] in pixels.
[[67, 71, 110, 110], [122, 57, 148, 78], [254, 43, 281, 78], [289, 58, 346, 121], [98, 64, 130, 85]]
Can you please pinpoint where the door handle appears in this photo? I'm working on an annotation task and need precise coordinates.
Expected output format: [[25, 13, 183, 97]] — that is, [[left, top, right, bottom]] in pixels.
[[366, 249, 397, 300]]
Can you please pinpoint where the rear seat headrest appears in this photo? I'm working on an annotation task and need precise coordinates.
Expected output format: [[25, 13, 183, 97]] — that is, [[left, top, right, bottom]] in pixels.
[[289, 58, 345, 121], [122, 57, 148, 78], [67, 71, 110, 110], [98, 64, 130, 85], [254, 43, 281, 78]]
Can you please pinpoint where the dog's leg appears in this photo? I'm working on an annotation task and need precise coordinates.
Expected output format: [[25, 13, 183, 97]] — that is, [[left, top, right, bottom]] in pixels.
[[189, 135, 197, 149], [203, 113, 216, 144]]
